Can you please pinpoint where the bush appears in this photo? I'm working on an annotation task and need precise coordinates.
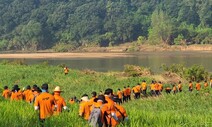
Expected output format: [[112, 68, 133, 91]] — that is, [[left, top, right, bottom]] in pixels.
[[183, 65, 208, 81], [52, 43, 78, 52], [124, 65, 152, 77]]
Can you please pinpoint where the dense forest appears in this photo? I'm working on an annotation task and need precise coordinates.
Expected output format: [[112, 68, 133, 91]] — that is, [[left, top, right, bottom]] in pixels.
[[0, 0, 211, 51]]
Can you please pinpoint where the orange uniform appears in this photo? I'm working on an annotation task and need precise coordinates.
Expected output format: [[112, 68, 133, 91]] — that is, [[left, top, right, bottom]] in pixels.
[[154, 83, 160, 91], [117, 91, 123, 99], [204, 82, 208, 88], [91, 101, 108, 125], [158, 83, 163, 91], [34, 92, 55, 119], [150, 83, 155, 91], [10, 90, 23, 101], [111, 104, 128, 126], [64, 67, 69, 74], [126, 87, 131, 96], [189, 83, 193, 90], [173, 86, 177, 93], [122, 88, 127, 97], [105, 96, 116, 126], [54, 92, 67, 114], [23, 89, 32, 102], [178, 84, 182, 91], [79, 101, 91, 120], [196, 83, 201, 91], [141, 82, 147, 91], [132, 86, 139, 93], [2, 89, 10, 99]]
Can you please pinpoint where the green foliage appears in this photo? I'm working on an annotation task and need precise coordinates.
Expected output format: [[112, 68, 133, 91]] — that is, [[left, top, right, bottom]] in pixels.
[[124, 65, 152, 77], [137, 36, 146, 45], [174, 34, 184, 45], [184, 65, 208, 81], [0, 0, 211, 51], [161, 64, 209, 81], [52, 43, 78, 52]]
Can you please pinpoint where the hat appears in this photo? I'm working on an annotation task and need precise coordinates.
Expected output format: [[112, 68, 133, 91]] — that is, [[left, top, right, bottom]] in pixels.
[[94, 95, 108, 103], [26, 85, 31, 89], [33, 87, 42, 92], [54, 86, 62, 92], [81, 96, 89, 102], [41, 83, 48, 90]]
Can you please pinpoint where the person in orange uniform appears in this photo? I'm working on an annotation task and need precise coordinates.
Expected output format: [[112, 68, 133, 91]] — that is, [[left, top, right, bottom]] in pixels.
[[23, 85, 32, 103], [154, 81, 160, 96], [126, 85, 131, 101], [64, 66, 69, 75], [122, 87, 128, 102], [188, 81, 193, 92], [141, 80, 147, 97], [104, 88, 119, 126], [79, 94, 91, 120], [196, 81, 201, 91], [11, 85, 23, 101], [90, 95, 108, 127], [90, 91, 97, 104], [132, 83, 141, 99], [210, 78, 212, 88], [204, 80, 208, 88], [2, 86, 11, 99], [172, 84, 177, 94], [117, 89, 123, 104], [34, 84, 55, 125], [150, 81, 156, 96], [29, 86, 41, 103], [53, 86, 68, 115], [158, 81, 163, 92], [178, 81, 182, 92], [111, 96, 129, 127], [165, 87, 172, 94]]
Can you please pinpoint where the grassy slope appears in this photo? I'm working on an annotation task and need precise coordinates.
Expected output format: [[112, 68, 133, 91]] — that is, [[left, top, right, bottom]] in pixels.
[[0, 65, 211, 127]]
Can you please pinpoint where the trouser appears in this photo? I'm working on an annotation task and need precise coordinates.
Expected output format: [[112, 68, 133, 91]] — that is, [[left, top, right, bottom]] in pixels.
[[118, 98, 122, 104], [151, 90, 155, 96], [135, 93, 140, 99], [123, 96, 127, 102], [165, 89, 171, 94], [179, 89, 182, 92], [39, 118, 45, 127], [142, 90, 147, 96], [155, 90, 160, 96], [127, 95, 131, 100], [189, 88, 193, 92]]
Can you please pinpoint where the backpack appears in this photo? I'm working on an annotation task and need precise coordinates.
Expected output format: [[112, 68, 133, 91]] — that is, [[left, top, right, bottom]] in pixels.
[[88, 105, 103, 127]]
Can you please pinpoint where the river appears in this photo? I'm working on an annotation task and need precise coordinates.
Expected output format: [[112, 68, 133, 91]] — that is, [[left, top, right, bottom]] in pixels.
[[0, 51, 212, 73]]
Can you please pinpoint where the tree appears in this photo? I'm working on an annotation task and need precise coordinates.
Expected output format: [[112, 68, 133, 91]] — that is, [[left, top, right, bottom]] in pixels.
[[148, 9, 173, 44]]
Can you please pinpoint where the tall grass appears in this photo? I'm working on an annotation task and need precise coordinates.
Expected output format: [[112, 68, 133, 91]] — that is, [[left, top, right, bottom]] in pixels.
[[0, 64, 211, 127]]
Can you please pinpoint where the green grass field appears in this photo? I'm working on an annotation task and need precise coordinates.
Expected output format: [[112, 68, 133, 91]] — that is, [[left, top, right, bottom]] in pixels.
[[0, 64, 211, 127]]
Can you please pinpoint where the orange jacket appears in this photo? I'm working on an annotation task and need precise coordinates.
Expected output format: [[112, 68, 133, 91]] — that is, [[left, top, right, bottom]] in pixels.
[[204, 83, 208, 88], [173, 86, 177, 92], [154, 83, 160, 91], [64, 67, 69, 73], [79, 101, 91, 120], [23, 89, 32, 102], [117, 91, 123, 99], [54, 93, 66, 114], [34, 92, 55, 119], [132, 86, 140, 93], [11, 90, 23, 101], [189, 83, 193, 89], [122, 88, 127, 96], [178, 84, 182, 91], [90, 101, 108, 124], [150, 84, 155, 90], [196, 83, 201, 91], [141, 82, 147, 90], [158, 83, 163, 91], [104, 96, 116, 126], [2, 89, 10, 99], [111, 104, 128, 126], [126, 87, 131, 96]]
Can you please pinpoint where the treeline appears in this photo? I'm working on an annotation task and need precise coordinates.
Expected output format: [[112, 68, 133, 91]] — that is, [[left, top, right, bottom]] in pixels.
[[0, 0, 211, 51]]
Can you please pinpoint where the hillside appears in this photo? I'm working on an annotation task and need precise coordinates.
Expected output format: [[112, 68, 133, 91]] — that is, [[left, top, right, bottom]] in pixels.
[[0, 0, 211, 51]]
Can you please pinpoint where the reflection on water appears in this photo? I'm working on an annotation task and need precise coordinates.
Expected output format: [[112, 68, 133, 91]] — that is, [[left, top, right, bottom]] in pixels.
[[0, 51, 212, 73]]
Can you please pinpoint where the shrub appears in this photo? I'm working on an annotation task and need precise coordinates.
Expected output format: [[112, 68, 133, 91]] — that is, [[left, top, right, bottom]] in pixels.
[[124, 65, 152, 77], [183, 65, 208, 81]]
